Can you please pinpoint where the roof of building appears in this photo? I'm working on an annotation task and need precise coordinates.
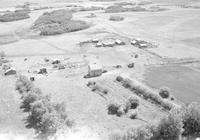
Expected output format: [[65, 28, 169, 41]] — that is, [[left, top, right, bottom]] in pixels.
[[88, 63, 102, 70], [5, 67, 16, 73]]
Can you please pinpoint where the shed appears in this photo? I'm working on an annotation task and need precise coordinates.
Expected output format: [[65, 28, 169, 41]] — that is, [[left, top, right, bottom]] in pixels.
[[103, 41, 115, 47], [96, 42, 103, 47], [4, 67, 16, 75], [139, 43, 148, 48], [115, 39, 125, 45], [52, 59, 60, 64], [38, 68, 47, 74], [92, 39, 99, 43], [131, 40, 137, 45], [88, 63, 102, 77]]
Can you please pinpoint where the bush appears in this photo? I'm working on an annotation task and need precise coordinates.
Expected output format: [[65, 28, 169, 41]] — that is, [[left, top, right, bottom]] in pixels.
[[20, 89, 42, 112], [182, 102, 200, 137], [87, 81, 96, 87], [151, 109, 183, 140], [116, 76, 123, 82], [102, 89, 109, 94], [108, 101, 120, 115], [15, 75, 34, 94], [127, 110, 138, 119], [118, 77, 173, 110], [128, 96, 139, 109], [159, 87, 170, 99], [122, 79, 132, 89], [109, 15, 124, 21]]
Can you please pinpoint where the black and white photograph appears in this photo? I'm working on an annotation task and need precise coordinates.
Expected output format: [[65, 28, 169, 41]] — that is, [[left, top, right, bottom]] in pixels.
[[0, 0, 200, 140]]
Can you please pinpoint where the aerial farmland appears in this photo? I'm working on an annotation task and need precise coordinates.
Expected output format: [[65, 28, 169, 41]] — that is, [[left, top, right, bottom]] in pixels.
[[0, 0, 200, 140]]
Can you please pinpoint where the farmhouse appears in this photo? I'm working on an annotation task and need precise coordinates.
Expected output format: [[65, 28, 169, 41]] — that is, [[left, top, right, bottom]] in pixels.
[[4, 67, 16, 75], [88, 63, 103, 77]]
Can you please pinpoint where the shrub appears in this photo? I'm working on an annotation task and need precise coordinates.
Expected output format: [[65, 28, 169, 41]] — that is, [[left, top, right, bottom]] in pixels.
[[109, 15, 124, 21], [102, 89, 109, 94], [15, 75, 34, 94], [128, 96, 139, 109], [20, 89, 42, 112], [108, 101, 120, 115], [124, 126, 152, 140], [91, 85, 101, 92], [25, 94, 70, 139], [182, 102, 200, 137], [127, 110, 138, 119], [159, 87, 170, 99], [87, 81, 96, 87], [151, 109, 183, 140], [122, 79, 132, 89], [118, 77, 173, 110], [117, 106, 125, 117], [116, 76, 123, 82]]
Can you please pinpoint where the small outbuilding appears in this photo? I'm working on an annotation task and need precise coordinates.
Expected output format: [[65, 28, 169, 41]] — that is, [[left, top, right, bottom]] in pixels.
[[88, 63, 103, 77], [131, 40, 138, 45], [115, 39, 125, 45], [92, 39, 99, 43], [52, 59, 61, 64], [38, 68, 47, 74], [96, 42, 103, 47], [4, 67, 16, 75], [139, 43, 148, 48], [103, 41, 115, 47]]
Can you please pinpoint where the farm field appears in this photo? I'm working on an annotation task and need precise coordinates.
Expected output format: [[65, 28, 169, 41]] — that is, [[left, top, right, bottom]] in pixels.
[[0, 0, 200, 139]]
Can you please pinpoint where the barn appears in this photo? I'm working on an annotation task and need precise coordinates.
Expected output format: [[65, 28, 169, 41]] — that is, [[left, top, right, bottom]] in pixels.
[[4, 67, 16, 75]]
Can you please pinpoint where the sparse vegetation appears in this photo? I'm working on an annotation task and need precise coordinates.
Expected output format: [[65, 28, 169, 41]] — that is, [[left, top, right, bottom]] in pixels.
[[0, 9, 30, 22], [116, 76, 174, 110], [15, 75, 34, 94], [105, 5, 146, 13], [32, 9, 89, 35], [89, 82, 109, 95], [109, 15, 124, 21], [15, 75, 73, 139]]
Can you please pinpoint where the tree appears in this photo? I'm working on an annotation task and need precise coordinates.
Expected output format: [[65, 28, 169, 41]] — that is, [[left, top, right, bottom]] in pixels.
[[152, 108, 183, 140], [182, 102, 200, 137], [15, 75, 34, 94]]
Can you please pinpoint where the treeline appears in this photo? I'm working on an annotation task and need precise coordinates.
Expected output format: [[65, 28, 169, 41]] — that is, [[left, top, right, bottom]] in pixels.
[[15, 75, 73, 140], [110, 76, 200, 140]]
